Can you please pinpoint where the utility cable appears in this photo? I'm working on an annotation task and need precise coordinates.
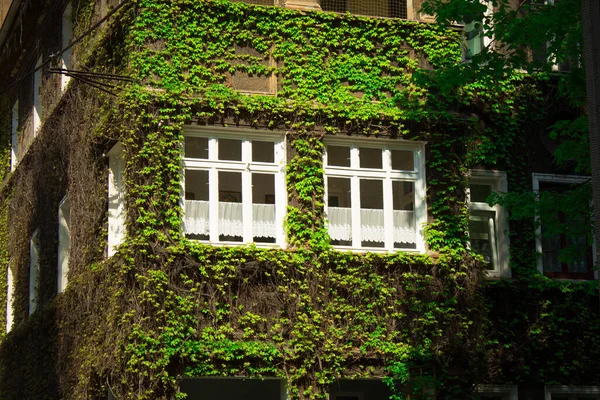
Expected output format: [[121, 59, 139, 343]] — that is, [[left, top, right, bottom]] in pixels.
[[0, 0, 132, 97]]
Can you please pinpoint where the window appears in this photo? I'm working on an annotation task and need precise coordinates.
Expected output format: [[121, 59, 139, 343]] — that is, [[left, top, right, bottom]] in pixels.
[[29, 230, 40, 315], [468, 170, 509, 278], [57, 196, 71, 292], [329, 379, 397, 400], [33, 56, 42, 134], [324, 138, 426, 252], [10, 100, 18, 171], [545, 386, 600, 400], [180, 378, 286, 400], [108, 143, 125, 256], [532, 174, 595, 280], [61, 2, 73, 91], [475, 385, 518, 400], [462, 1, 493, 60], [183, 128, 286, 246], [320, 0, 408, 19], [6, 264, 14, 333]]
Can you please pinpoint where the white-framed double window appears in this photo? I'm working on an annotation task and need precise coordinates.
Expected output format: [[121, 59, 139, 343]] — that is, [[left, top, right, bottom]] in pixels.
[[545, 386, 600, 400], [182, 127, 286, 246], [323, 137, 426, 252], [532, 173, 595, 280], [475, 384, 518, 400], [468, 170, 510, 278]]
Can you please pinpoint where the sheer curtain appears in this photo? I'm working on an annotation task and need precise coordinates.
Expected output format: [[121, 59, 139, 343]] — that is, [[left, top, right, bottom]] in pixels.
[[184, 200, 276, 239], [328, 207, 416, 244]]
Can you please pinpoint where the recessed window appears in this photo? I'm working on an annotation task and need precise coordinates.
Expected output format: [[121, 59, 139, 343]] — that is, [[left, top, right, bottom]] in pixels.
[[324, 139, 426, 252], [329, 379, 398, 400], [10, 100, 18, 171], [61, 2, 73, 91], [468, 170, 509, 278], [532, 174, 594, 280], [6, 264, 14, 332], [546, 386, 600, 400], [475, 384, 518, 400], [183, 129, 286, 246], [108, 143, 125, 256], [29, 230, 40, 315], [58, 196, 71, 292], [180, 378, 285, 400]]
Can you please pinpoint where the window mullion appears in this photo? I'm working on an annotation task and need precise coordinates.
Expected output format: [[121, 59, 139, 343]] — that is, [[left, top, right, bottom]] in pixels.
[[242, 140, 253, 243]]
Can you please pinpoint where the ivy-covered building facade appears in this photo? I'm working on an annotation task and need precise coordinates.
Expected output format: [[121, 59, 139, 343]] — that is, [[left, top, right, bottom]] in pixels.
[[0, 0, 598, 399]]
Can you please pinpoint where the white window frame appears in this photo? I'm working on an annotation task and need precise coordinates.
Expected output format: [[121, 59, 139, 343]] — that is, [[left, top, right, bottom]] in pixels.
[[476, 384, 518, 400], [545, 385, 600, 400], [182, 126, 287, 247], [33, 56, 42, 134], [108, 143, 126, 256], [57, 195, 71, 292], [10, 100, 18, 171], [29, 229, 40, 315], [61, 2, 73, 91], [532, 173, 596, 279], [468, 169, 510, 278], [6, 263, 14, 332], [323, 136, 427, 253]]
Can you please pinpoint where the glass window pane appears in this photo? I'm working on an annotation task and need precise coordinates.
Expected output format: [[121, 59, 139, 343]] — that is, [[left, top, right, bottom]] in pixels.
[[185, 137, 208, 159], [393, 181, 416, 249], [360, 179, 384, 247], [469, 212, 496, 269], [184, 169, 209, 240], [219, 171, 243, 242], [393, 181, 414, 211], [328, 177, 352, 246], [391, 149, 414, 171], [252, 173, 276, 243], [219, 139, 242, 161], [253, 140, 275, 163], [470, 184, 492, 203], [327, 145, 350, 167], [185, 170, 209, 201], [359, 147, 382, 169]]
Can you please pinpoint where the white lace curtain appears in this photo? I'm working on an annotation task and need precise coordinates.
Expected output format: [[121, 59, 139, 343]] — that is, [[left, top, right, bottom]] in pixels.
[[328, 206, 416, 244], [184, 200, 276, 238]]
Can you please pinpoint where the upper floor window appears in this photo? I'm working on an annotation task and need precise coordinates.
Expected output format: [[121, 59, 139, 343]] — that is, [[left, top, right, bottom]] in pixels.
[[61, 2, 73, 91], [324, 138, 426, 252], [320, 0, 408, 19], [545, 386, 600, 400], [475, 384, 518, 400], [532, 173, 594, 280], [468, 170, 509, 278], [183, 128, 286, 246]]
